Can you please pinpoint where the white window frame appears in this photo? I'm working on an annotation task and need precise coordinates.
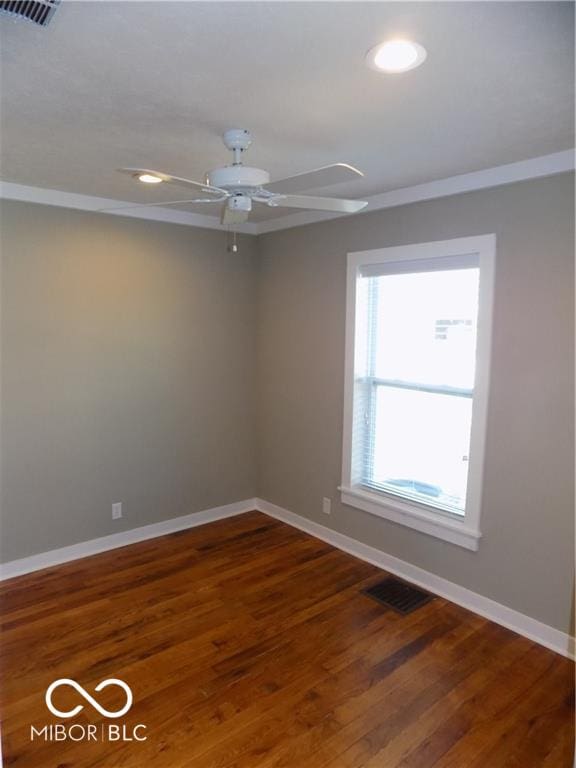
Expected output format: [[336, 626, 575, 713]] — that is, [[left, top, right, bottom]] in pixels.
[[340, 234, 496, 551]]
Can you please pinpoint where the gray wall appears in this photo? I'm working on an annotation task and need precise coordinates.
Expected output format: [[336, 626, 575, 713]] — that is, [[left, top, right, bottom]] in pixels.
[[1, 176, 574, 635], [0, 201, 258, 560], [257, 173, 575, 634]]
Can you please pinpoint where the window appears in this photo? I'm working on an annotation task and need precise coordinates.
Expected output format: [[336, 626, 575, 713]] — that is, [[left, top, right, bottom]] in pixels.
[[341, 236, 495, 550]]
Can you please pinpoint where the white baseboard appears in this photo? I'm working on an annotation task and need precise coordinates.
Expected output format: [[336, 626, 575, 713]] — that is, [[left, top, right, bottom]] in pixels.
[[1, 496, 573, 660], [255, 498, 575, 660], [0, 499, 258, 581]]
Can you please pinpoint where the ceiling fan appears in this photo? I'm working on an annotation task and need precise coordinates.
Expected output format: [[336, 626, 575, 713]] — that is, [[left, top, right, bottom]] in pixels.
[[112, 128, 368, 225]]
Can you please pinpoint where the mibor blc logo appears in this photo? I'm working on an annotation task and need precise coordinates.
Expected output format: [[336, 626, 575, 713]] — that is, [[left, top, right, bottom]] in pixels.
[[30, 678, 147, 743], [46, 678, 133, 719]]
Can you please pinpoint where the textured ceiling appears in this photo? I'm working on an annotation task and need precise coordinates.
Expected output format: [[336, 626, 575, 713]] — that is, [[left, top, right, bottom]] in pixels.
[[0, 1, 573, 222]]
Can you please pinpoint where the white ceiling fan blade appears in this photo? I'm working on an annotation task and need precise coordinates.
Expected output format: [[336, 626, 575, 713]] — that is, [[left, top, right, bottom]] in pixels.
[[118, 168, 227, 197], [265, 163, 363, 195], [99, 198, 224, 212], [268, 194, 368, 214], [221, 204, 250, 226]]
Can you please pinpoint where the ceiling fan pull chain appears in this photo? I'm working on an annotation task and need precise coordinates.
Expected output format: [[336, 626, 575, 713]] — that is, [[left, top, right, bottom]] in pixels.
[[227, 228, 239, 254]]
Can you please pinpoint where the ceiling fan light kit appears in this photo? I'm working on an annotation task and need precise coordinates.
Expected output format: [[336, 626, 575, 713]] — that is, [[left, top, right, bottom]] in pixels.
[[113, 128, 368, 235]]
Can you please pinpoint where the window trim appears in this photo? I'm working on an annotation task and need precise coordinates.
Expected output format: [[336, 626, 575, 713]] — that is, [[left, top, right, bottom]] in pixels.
[[340, 235, 496, 552]]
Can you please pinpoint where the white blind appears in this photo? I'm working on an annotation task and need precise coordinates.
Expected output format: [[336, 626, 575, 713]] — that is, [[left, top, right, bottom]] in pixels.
[[352, 259, 480, 515], [359, 252, 479, 278]]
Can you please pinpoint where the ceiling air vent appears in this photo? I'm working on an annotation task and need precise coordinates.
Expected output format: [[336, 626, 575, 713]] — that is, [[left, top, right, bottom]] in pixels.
[[0, 0, 60, 26]]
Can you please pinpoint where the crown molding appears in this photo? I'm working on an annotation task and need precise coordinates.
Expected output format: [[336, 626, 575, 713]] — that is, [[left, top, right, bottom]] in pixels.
[[256, 149, 575, 235], [1, 149, 573, 236], [0, 181, 259, 235]]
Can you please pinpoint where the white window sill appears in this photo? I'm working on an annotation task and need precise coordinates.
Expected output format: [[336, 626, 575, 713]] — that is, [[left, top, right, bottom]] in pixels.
[[339, 485, 481, 551]]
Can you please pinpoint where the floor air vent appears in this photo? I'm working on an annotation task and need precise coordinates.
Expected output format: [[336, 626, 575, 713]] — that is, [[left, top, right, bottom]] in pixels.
[[362, 577, 433, 615], [0, 0, 60, 26]]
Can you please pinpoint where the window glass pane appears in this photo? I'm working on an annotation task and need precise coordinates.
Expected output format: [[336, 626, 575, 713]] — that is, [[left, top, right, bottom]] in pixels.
[[370, 386, 472, 513], [372, 268, 479, 389], [354, 263, 481, 515]]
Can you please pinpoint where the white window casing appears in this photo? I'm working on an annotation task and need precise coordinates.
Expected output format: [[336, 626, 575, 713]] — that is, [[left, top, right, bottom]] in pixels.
[[340, 235, 496, 551]]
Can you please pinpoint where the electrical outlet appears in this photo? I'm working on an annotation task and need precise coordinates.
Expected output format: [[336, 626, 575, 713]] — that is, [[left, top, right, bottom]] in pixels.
[[322, 497, 332, 515], [112, 502, 122, 520]]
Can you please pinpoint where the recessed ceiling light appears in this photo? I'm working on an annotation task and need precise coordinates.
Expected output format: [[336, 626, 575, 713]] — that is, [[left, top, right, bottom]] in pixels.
[[136, 173, 163, 184], [366, 39, 427, 73]]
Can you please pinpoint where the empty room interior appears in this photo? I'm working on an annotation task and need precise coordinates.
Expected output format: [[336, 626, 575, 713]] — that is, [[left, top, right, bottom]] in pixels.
[[0, 2, 574, 766]]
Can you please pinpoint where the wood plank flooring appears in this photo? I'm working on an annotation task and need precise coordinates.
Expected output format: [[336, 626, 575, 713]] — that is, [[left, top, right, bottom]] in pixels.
[[0, 511, 573, 767]]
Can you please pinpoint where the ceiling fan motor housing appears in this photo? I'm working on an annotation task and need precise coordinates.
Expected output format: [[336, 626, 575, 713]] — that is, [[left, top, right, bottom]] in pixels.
[[207, 165, 270, 193]]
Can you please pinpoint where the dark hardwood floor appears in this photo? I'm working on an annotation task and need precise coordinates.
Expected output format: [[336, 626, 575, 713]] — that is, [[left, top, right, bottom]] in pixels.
[[0, 511, 573, 767]]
